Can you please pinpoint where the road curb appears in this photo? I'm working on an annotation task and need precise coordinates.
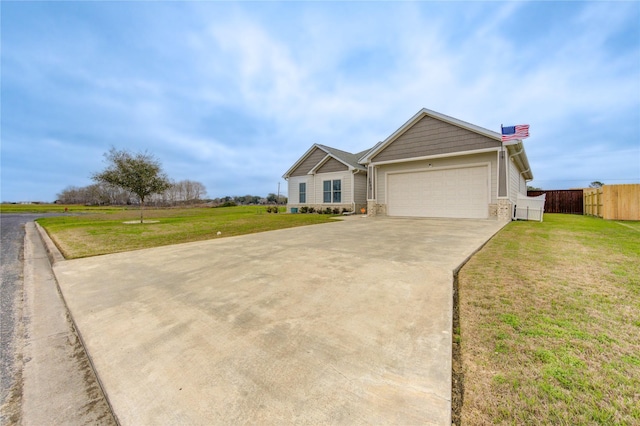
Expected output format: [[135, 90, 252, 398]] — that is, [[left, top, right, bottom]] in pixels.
[[33, 222, 65, 265], [31, 222, 120, 425]]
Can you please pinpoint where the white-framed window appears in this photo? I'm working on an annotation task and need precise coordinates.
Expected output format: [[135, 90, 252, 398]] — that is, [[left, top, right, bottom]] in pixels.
[[299, 182, 306, 203], [323, 179, 341, 203]]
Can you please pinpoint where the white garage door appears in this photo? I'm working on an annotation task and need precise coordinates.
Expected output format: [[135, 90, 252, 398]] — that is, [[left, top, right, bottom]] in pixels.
[[387, 166, 489, 218]]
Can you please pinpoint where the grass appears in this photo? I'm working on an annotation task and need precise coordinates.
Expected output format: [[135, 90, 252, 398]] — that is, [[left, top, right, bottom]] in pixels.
[[0, 203, 124, 214], [35, 205, 338, 259], [457, 214, 640, 425]]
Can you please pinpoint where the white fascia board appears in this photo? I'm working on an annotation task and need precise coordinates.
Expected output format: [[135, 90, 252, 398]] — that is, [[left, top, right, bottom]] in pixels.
[[369, 147, 500, 166], [359, 108, 502, 164], [282, 143, 329, 178], [506, 142, 534, 180], [358, 141, 384, 165], [422, 108, 502, 141], [308, 153, 354, 174]]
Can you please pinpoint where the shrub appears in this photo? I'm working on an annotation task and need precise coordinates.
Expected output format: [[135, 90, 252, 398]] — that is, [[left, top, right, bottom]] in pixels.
[[215, 201, 237, 208], [324, 207, 333, 215], [300, 206, 308, 213], [308, 207, 315, 213], [342, 208, 351, 214], [332, 207, 340, 214]]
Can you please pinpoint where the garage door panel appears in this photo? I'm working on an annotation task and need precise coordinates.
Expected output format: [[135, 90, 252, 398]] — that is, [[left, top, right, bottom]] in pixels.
[[387, 166, 488, 218]]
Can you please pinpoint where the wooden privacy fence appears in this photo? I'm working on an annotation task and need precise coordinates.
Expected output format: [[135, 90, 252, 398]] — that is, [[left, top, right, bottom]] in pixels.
[[527, 190, 583, 214], [583, 188, 603, 217], [584, 184, 639, 220]]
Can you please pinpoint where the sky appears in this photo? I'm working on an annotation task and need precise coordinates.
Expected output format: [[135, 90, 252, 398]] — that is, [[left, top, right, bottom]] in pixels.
[[1, 1, 639, 202]]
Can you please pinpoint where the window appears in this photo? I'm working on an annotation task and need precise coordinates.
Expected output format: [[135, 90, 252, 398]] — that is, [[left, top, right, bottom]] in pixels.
[[332, 179, 341, 203], [323, 179, 341, 203], [323, 180, 331, 203], [299, 182, 306, 203]]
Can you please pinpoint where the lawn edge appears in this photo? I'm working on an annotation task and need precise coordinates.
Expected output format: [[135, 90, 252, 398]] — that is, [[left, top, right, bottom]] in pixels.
[[451, 220, 510, 426]]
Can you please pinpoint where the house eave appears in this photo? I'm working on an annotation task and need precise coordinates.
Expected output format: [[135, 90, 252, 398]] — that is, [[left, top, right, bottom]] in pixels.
[[308, 153, 357, 175], [359, 108, 502, 165], [506, 141, 534, 181], [368, 147, 501, 166]]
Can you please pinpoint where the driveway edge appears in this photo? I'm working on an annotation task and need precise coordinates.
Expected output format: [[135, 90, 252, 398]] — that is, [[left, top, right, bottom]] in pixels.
[[33, 222, 65, 265], [450, 219, 510, 426], [33, 222, 120, 426]]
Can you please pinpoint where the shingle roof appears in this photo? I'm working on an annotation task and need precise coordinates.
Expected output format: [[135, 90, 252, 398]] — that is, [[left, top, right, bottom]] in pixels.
[[317, 144, 368, 171]]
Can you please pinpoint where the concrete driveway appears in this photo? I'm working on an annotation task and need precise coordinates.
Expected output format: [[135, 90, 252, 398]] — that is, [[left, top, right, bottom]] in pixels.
[[52, 217, 506, 425]]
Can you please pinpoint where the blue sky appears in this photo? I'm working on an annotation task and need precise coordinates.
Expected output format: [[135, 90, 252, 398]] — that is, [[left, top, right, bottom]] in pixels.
[[2, 1, 639, 202]]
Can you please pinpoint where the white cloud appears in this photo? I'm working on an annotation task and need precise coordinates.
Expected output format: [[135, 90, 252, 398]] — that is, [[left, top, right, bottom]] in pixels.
[[1, 1, 638, 201]]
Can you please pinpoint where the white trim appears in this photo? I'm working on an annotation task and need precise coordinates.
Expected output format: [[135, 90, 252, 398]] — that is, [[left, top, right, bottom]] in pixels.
[[370, 147, 500, 166], [497, 149, 509, 200], [320, 177, 344, 204], [384, 161, 491, 217], [367, 165, 377, 201], [383, 162, 491, 206], [360, 108, 502, 164], [308, 153, 354, 175], [282, 143, 323, 178], [298, 181, 307, 204]]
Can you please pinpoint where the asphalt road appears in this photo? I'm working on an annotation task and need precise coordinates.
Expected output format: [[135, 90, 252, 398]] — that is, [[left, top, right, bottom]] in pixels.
[[0, 213, 68, 423], [1, 214, 43, 415]]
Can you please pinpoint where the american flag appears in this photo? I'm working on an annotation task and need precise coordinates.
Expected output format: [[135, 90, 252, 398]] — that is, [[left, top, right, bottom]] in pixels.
[[501, 124, 530, 142]]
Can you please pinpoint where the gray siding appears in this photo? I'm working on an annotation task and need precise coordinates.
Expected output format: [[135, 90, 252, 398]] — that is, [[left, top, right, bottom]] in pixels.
[[290, 148, 326, 177], [372, 115, 500, 163], [317, 157, 348, 173], [354, 173, 367, 204]]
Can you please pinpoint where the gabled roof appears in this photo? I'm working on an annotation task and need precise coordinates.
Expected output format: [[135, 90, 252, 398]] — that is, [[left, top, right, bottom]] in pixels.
[[282, 143, 367, 179], [358, 108, 504, 164], [284, 108, 533, 180], [358, 107, 533, 179], [317, 144, 367, 171]]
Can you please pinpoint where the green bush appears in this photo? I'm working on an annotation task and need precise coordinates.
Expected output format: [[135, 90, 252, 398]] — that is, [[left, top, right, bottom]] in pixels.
[[308, 207, 315, 213], [324, 207, 333, 215], [216, 201, 237, 208], [300, 206, 308, 213]]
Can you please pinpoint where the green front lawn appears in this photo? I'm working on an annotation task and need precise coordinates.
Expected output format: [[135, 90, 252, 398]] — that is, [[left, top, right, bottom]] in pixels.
[[458, 214, 640, 424], [37, 206, 337, 259]]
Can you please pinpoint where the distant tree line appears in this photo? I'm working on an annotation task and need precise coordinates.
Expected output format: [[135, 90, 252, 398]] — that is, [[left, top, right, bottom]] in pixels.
[[57, 186, 288, 207], [57, 179, 207, 207], [208, 193, 287, 207]]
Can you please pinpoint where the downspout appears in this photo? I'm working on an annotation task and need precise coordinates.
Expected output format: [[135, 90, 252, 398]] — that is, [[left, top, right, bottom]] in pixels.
[[509, 143, 531, 182], [508, 144, 524, 165], [507, 143, 526, 219], [509, 144, 531, 180]]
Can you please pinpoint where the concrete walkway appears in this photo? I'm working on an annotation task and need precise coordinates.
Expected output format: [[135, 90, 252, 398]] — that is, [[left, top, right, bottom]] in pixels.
[[52, 217, 506, 425], [20, 223, 114, 425]]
